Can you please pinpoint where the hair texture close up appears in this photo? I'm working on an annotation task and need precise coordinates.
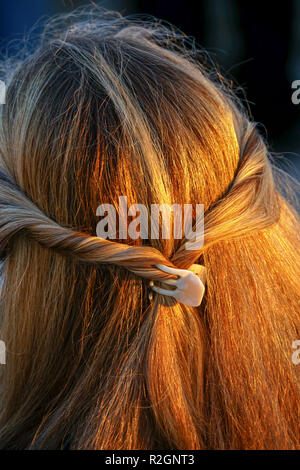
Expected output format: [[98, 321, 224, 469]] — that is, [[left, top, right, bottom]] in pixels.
[[0, 6, 299, 450]]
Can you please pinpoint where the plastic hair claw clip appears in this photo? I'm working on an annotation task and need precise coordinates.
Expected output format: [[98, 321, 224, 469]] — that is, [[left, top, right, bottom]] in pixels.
[[151, 264, 206, 307]]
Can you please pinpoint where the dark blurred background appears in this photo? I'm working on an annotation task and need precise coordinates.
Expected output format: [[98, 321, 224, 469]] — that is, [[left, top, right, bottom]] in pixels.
[[0, 0, 299, 177]]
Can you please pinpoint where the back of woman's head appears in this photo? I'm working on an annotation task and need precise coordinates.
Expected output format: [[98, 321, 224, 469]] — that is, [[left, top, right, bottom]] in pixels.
[[0, 6, 299, 450]]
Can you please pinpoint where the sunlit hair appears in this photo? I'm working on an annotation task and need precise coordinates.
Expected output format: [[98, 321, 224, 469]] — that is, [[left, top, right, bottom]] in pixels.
[[0, 6, 299, 450]]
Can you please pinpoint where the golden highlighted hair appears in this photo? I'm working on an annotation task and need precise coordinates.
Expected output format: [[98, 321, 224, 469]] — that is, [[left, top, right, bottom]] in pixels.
[[0, 6, 299, 449]]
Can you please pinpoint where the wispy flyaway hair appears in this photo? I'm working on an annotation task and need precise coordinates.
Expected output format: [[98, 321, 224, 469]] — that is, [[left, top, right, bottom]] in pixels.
[[0, 5, 299, 449]]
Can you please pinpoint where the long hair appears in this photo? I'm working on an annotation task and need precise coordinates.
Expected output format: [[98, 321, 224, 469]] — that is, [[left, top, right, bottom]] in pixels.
[[0, 6, 299, 449]]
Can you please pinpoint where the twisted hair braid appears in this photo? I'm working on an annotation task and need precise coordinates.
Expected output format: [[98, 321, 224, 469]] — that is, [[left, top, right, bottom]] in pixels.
[[0, 6, 299, 450]]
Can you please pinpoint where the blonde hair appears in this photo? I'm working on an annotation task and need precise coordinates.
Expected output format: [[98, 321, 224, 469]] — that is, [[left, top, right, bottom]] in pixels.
[[0, 6, 299, 449]]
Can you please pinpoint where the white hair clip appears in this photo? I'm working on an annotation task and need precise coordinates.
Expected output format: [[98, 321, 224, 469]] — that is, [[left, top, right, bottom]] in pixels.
[[150, 264, 206, 307]]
